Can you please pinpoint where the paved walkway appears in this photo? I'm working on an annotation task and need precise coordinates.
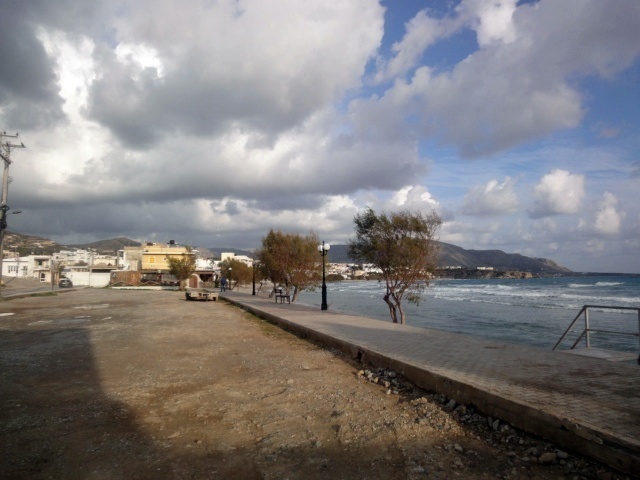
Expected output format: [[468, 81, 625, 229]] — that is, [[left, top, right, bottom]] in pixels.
[[221, 292, 640, 476]]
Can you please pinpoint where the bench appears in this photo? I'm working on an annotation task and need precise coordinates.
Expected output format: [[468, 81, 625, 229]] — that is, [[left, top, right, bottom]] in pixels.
[[274, 288, 291, 304], [275, 294, 291, 304]]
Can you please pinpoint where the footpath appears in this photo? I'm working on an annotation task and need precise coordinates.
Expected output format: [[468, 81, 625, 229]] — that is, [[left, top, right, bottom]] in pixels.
[[221, 292, 640, 476]]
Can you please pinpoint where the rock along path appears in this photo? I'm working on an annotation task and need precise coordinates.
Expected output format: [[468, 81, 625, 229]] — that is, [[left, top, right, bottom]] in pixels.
[[222, 291, 640, 476]]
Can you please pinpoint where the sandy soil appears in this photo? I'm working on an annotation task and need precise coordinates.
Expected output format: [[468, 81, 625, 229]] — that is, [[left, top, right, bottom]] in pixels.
[[0, 288, 627, 479]]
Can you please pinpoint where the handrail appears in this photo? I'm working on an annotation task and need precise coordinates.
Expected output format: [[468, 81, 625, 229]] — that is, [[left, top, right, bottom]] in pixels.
[[552, 305, 640, 365], [552, 305, 587, 351]]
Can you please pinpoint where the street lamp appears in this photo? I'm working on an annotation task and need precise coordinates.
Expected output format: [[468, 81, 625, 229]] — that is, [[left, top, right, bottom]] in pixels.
[[252, 260, 256, 295], [228, 267, 232, 291], [318, 241, 330, 310]]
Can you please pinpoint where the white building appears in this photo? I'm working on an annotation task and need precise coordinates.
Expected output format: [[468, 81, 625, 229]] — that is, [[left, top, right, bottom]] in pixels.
[[2, 255, 53, 283], [2, 251, 117, 287], [196, 257, 215, 270], [53, 249, 94, 265], [220, 252, 254, 266], [62, 265, 113, 287]]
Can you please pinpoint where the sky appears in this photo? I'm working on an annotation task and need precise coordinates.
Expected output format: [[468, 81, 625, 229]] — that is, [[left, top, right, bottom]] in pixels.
[[1, 0, 639, 273]]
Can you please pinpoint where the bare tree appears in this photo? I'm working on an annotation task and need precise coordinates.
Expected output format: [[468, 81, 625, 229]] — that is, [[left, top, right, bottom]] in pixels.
[[348, 208, 441, 324], [257, 229, 320, 302]]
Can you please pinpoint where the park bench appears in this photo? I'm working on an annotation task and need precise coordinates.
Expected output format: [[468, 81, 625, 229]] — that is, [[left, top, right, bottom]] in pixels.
[[274, 288, 291, 304]]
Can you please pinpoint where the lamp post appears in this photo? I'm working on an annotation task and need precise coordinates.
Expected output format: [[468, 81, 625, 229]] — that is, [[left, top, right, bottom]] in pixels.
[[318, 241, 330, 310], [252, 260, 256, 296], [228, 267, 232, 291]]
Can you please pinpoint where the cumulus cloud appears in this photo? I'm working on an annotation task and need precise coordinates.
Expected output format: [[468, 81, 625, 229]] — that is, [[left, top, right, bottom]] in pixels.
[[374, 10, 444, 83], [529, 169, 585, 218], [460, 177, 519, 216], [593, 193, 623, 235], [389, 185, 439, 210], [369, 0, 640, 156], [578, 192, 623, 235], [455, 0, 518, 47], [1, 0, 639, 272], [84, 0, 384, 149]]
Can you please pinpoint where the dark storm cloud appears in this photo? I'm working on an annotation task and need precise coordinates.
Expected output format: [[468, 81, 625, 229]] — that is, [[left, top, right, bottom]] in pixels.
[[250, 195, 325, 212], [5, 0, 640, 273], [0, 13, 65, 129]]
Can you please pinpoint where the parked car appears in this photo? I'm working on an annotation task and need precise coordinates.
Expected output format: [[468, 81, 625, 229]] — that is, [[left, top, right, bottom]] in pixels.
[[58, 278, 73, 288]]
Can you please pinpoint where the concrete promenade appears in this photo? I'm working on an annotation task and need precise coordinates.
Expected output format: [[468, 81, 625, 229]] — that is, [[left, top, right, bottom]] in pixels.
[[221, 292, 640, 476]]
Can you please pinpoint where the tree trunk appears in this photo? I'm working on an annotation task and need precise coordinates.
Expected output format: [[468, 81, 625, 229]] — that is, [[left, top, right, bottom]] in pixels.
[[384, 290, 406, 324], [383, 293, 399, 323], [398, 307, 405, 324]]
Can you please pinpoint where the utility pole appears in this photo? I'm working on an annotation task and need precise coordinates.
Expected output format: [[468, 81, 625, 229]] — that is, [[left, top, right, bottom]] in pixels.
[[0, 132, 26, 297]]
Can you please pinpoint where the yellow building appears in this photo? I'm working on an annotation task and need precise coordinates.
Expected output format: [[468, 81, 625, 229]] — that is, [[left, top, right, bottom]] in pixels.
[[141, 241, 194, 272]]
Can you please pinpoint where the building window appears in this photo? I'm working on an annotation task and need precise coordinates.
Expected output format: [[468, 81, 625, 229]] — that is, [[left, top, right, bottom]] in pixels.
[[149, 257, 155, 264], [8, 266, 18, 273]]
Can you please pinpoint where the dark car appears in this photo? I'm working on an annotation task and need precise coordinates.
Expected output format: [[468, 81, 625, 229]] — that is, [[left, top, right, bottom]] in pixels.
[[58, 278, 73, 288]]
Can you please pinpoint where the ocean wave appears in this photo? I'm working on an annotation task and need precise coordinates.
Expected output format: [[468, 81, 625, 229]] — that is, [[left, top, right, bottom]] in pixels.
[[568, 281, 625, 288], [300, 278, 638, 351]]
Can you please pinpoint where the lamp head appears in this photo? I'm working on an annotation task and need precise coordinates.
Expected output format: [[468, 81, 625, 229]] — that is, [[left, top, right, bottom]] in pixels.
[[318, 242, 330, 253]]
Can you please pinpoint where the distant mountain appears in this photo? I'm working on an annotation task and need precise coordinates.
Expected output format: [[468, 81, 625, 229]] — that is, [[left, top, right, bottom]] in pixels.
[[3, 232, 61, 256], [436, 242, 572, 275], [326, 242, 572, 275], [2, 233, 141, 256], [67, 237, 142, 254], [4, 232, 572, 275]]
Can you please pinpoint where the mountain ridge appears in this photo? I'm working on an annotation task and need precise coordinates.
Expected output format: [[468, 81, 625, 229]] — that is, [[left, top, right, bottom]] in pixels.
[[3, 232, 572, 275], [326, 243, 572, 275]]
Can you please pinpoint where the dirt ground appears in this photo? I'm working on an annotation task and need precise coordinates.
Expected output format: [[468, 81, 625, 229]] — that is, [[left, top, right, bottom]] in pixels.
[[0, 288, 628, 480]]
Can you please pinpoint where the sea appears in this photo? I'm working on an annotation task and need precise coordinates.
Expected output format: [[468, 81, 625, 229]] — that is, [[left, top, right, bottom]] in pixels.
[[296, 275, 640, 354]]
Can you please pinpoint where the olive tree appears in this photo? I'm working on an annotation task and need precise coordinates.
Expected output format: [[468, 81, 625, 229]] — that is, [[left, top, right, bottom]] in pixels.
[[166, 249, 196, 291], [348, 208, 441, 324], [257, 229, 320, 302], [219, 258, 252, 290]]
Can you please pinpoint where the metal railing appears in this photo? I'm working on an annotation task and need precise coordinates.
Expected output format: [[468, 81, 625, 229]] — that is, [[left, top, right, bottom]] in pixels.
[[552, 305, 640, 364]]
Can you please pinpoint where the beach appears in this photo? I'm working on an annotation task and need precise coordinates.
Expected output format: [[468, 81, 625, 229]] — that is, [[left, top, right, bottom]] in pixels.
[[0, 288, 629, 479]]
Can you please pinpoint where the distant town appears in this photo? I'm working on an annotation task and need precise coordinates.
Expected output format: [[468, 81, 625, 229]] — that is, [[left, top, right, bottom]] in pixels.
[[1, 234, 573, 289]]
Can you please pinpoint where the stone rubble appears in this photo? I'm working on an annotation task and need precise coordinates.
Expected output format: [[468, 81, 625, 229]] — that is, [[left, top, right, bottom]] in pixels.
[[356, 366, 632, 480]]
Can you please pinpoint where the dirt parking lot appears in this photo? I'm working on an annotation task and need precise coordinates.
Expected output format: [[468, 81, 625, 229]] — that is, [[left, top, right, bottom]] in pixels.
[[0, 288, 626, 479]]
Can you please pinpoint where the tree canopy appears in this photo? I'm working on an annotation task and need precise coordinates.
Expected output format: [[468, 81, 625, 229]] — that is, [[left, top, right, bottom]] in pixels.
[[166, 249, 196, 291], [219, 258, 252, 290], [257, 229, 320, 303], [348, 208, 441, 324]]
